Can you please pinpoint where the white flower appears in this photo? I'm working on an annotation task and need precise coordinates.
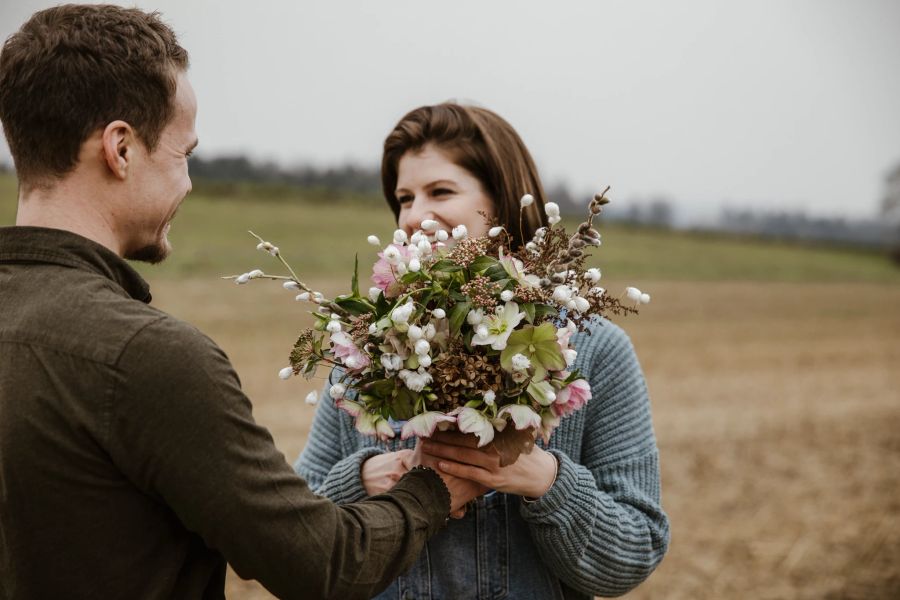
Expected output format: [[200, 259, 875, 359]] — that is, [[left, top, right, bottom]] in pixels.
[[548, 215, 562, 226], [399, 368, 432, 392], [534, 227, 547, 239], [584, 268, 601, 283], [410, 231, 425, 245], [566, 299, 577, 311], [368, 323, 378, 334], [525, 242, 538, 252], [563, 348, 578, 367], [391, 300, 415, 325], [421, 219, 439, 231], [452, 225, 468, 239], [470, 301, 526, 351], [367, 235, 381, 246], [278, 366, 293, 380], [455, 407, 495, 447], [296, 291, 310, 301], [527, 380, 557, 406], [488, 226, 505, 238], [520, 193, 534, 207], [368, 287, 381, 301], [304, 391, 319, 405], [552, 285, 573, 303], [401, 411, 457, 440], [432, 308, 446, 319], [640, 293, 651, 305], [344, 355, 361, 369], [407, 324, 423, 340], [283, 280, 300, 291], [483, 390, 496, 406], [497, 404, 543, 431], [383, 245, 402, 264], [436, 229, 449, 241], [511, 353, 531, 371], [573, 296, 590, 313], [236, 273, 251, 285], [467, 308, 484, 325], [414, 339, 431, 356], [408, 257, 421, 272], [544, 202, 560, 218], [418, 354, 432, 368], [625, 287, 642, 302], [500, 290, 515, 302], [326, 320, 342, 333], [393, 229, 408, 244], [380, 353, 403, 371], [423, 323, 436, 340], [417, 239, 431, 255], [329, 383, 347, 399]]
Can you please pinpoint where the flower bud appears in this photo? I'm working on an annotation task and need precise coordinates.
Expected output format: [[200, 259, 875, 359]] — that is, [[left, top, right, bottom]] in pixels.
[[467, 308, 484, 325], [545, 202, 560, 217], [236, 273, 251, 285], [414, 339, 431, 356], [563, 348, 578, 366], [625, 287, 642, 302], [552, 285, 572, 303], [520, 194, 534, 207], [296, 291, 311, 301], [278, 366, 294, 380], [421, 219, 439, 231], [367, 235, 381, 246], [452, 225, 468, 239], [407, 324, 423, 340], [383, 245, 401, 263], [326, 320, 342, 333], [640, 293, 651, 305], [488, 226, 504, 238], [329, 383, 347, 399], [368, 287, 381, 301], [248, 269, 264, 278], [484, 390, 496, 406], [304, 391, 319, 405], [500, 290, 514, 302], [368, 323, 378, 334], [393, 229, 408, 244], [396, 261, 408, 275], [548, 215, 562, 226], [418, 354, 432, 368], [436, 229, 449, 241], [475, 324, 489, 338], [409, 257, 421, 272], [584, 268, 601, 283], [432, 308, 446, 319], [590, 286, 605, 297], [511, 353, 531, 371], [283, 280, 300, 291], [573, 296, 590, 313]]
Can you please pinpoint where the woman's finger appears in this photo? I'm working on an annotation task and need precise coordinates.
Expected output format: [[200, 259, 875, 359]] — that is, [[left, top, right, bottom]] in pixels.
[[437, 460, 494, 487], [422, 441, 497, 469]]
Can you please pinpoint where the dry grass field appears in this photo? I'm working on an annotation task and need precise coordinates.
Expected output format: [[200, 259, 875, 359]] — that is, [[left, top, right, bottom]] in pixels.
[[148, 277, 900, 600]]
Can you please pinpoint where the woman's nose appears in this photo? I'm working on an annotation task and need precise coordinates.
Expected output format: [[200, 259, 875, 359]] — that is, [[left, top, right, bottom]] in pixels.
[[399, 197, 433, 233]]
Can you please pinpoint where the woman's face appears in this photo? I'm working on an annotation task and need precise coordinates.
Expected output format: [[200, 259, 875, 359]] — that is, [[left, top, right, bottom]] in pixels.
[[395, 143, 495, 238]]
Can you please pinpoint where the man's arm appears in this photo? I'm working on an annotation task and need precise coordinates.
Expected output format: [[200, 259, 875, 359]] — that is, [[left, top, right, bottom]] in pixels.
[[106, 315, 449, 600]]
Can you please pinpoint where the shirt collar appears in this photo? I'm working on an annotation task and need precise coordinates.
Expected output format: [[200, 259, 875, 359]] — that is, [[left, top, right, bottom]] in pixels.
[[0, 226, 152, 303]]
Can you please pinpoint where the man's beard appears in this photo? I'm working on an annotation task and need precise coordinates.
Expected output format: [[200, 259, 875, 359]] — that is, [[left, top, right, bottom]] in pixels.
[[126, 237, 171, 264]]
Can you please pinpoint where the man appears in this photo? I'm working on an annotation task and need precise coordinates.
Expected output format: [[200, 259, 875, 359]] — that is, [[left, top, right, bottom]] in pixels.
[[0, 6, 479, 599]]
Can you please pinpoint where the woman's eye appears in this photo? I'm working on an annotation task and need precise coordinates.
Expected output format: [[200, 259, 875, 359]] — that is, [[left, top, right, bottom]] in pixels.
[[432, 188, 453, 197], [397, 195, 414, 205]]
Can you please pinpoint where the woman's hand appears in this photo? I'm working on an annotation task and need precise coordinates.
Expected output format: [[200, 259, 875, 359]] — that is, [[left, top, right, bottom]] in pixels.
[[360, 450, 415, 496], [420, 430, 558, 499], [411, 439, 488, 518]]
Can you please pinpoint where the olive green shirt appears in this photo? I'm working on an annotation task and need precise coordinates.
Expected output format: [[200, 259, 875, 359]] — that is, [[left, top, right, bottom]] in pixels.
[[0, 226, 450, 600]]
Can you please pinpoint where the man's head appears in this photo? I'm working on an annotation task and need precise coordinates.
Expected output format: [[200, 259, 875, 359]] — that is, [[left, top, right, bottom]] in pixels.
[[0, 4, 196, 262]]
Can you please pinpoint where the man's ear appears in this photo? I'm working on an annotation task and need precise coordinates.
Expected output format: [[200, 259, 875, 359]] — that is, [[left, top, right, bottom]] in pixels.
[[101, 121, 136, 180]]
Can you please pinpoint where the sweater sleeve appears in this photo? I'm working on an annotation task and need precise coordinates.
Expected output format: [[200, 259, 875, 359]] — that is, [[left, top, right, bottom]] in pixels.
[[294, 378, 384, 504], [107, 316, 449, 600], [519, 321, 670, 597]]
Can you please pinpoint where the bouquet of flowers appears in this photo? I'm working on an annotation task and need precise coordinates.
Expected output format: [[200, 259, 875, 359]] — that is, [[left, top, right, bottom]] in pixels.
[[228, 189, 649, 464]]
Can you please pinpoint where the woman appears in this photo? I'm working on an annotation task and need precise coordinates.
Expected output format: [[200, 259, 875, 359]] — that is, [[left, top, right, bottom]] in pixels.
[[296, 103, 669, 599]]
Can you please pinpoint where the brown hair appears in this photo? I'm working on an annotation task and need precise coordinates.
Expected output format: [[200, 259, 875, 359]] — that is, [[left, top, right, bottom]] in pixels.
[[382, 103, 548, 248], [0, 4, 189, 187]]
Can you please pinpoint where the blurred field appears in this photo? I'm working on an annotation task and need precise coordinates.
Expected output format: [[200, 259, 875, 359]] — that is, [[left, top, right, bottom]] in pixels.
[[3, 177, 900, 598]]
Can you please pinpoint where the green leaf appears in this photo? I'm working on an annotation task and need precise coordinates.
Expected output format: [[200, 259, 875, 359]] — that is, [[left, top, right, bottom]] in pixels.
[[469, 256, 499, 273], [522, 302, 536, 324], [449, 301, 471, 336], [533, 304, 559, 320], [465, 398, 483, 408], [334, 297, 372, 316], [430, 259, 464, 273], [391, 387, 417, 421], [351, 253, 360, 297]]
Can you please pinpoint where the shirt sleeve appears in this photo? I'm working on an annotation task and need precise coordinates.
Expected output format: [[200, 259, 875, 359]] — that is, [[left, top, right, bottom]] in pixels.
[[106, 315, 449, 600], [519, 321, 670, 597], [294, 378, 384, 504]]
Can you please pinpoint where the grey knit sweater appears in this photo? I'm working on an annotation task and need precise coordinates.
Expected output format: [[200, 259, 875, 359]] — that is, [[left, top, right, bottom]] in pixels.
[[296, 319, 669, 598]]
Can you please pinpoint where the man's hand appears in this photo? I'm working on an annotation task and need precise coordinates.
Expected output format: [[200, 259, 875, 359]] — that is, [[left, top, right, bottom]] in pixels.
[[361, 450, 415, 496], [420, 430, 558, 499]]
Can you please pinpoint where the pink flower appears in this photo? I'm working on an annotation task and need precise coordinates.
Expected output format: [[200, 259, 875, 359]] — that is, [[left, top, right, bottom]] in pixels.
[[372, 244, 410, 298], [330, 331, 370, 372], [552, 378, 591, 417], [400, 411, 457, 440], [556, 319, 577, 351], [337, 399, 395, 441]]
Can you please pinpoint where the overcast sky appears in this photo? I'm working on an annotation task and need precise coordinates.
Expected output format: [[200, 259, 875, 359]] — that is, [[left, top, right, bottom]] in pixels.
[[2, 0, 899, 221]]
